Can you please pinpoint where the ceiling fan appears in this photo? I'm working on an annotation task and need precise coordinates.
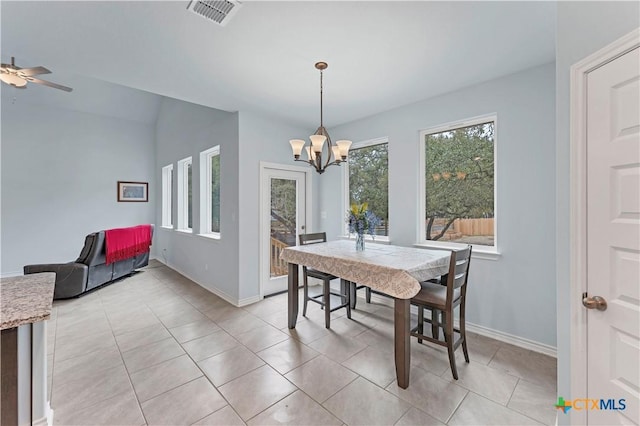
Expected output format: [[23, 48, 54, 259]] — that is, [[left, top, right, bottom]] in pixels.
[[1, 56, 73, 92]]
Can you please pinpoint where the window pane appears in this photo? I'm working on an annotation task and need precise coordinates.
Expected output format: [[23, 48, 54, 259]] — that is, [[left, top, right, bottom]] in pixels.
[[425, 121, 494, 246], [270, 178, 297, 277], [161, 165, 173, 227], [210, 154, 220, 233], [169, 168, 173, 226], [349, 143, 389, 236], [187, 163, 192, 229]]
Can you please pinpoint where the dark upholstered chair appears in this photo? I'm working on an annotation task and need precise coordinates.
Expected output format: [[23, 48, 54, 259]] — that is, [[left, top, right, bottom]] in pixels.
[[299, 232, 351, 328], [410, 246, 472, 380]]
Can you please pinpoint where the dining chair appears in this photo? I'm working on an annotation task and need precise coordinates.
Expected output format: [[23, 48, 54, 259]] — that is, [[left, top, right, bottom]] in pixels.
[[410, 245, 472, 380], [299, 232, 351, 328]]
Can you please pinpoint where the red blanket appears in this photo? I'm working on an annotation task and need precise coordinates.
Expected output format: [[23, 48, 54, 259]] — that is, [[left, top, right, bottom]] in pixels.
[[105, 225, 152, 265]]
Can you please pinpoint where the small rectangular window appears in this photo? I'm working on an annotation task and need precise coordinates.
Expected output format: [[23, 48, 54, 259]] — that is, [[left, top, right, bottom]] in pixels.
[[161, 164, 173, 227], [421, 117, 496, 248], [177, 157, 193, 232], [345, 138, 389, 237], [199, 146, 221, 237]]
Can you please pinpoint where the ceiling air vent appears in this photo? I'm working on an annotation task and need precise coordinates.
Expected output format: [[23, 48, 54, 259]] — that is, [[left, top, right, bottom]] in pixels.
[[186, 0, 242, 26]]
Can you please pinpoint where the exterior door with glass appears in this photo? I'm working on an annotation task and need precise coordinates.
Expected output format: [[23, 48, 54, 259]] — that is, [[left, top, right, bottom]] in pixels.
[[261, 167, 308, 296]]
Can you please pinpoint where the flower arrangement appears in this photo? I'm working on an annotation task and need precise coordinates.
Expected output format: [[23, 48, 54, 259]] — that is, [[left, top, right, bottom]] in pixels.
[[346, 203, 382, 251]]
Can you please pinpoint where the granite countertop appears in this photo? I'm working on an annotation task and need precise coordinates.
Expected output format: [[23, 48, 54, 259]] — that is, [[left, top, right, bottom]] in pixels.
[[0, 273, 56, 330]]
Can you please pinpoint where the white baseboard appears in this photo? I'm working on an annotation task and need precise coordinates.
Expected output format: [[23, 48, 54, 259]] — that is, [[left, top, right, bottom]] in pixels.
[[31, 405, 53, 426], [465, 322, 557, 358], [367, 292, 557, 358], [238, 295, 262, 306], [154, 258, 249, 307], [1, 270, 23, 278]]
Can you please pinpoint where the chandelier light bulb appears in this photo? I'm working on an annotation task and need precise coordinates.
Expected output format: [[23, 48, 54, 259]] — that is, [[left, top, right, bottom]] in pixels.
[[336, 140, 352, 159], [305, 146, 316, 161], [331, 146, 341, 162], [289, 139, 305, 158], [309, 134, 326, 153]]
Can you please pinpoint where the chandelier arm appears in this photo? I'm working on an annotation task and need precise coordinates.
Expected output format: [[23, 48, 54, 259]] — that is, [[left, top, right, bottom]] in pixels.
[[293, 158, 314, 166], [323, 135, 333, 170]]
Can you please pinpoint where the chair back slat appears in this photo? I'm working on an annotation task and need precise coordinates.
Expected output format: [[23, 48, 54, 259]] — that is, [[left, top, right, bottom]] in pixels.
[[447, 246, 472, 292], [299, 232, 327, 246]]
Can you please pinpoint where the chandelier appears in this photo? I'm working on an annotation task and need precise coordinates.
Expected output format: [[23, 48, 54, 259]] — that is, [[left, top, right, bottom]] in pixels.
[[289, 62, 352, 174]]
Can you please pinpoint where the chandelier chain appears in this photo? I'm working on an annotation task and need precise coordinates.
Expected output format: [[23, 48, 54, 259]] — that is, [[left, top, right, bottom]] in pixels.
[[319, 69, 324, 127]]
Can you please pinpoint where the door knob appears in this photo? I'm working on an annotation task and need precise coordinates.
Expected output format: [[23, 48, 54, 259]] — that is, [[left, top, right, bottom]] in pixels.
[[582, 293, 607, 311]]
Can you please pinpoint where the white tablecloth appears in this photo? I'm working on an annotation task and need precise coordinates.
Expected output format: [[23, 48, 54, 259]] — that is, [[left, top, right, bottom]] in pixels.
[[280, 240, 451, 299]]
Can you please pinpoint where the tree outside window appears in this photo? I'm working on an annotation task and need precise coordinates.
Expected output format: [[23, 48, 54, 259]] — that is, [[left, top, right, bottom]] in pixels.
[[210, 154, 220, 233], [425, 121, 495, 246], [270, 178, 297, 246], [348, 142, 389, 236]]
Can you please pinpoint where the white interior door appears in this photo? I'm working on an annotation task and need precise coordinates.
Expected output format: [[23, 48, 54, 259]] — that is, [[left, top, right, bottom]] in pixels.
[[586, 47, 639, 425], [261, 166, 307, 296]]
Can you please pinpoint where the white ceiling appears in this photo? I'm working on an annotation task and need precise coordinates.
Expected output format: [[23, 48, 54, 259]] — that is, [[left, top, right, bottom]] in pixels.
[[1, 1, 556, 128]]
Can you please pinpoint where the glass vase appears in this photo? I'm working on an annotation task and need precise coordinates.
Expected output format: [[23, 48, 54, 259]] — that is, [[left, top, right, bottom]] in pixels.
[[355, 233, 365, 252]]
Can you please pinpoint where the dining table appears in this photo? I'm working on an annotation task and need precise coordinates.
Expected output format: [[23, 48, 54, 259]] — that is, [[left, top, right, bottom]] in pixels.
[[280, 239, 452, 389]]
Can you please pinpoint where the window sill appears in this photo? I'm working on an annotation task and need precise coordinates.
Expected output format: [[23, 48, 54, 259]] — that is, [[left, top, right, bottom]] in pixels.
[[197, 233, 221, 240], [340, 235, 391, 245], [413, 241, 501, 261], [175, 228, 193, 235], [160, 225, 174, 230]]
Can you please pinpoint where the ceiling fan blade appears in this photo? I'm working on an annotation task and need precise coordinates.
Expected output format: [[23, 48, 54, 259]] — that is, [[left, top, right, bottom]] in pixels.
[[18, 66, 51, 76], [25, 77, 73, 92]]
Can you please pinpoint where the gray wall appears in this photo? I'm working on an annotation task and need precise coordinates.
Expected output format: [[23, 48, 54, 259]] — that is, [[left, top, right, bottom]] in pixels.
[[320, 63, 557, 347], [555, 1, 640, 418], [1, 93, 156, 275], [154, 97, 240, 301], [237, 109, 314, 301]]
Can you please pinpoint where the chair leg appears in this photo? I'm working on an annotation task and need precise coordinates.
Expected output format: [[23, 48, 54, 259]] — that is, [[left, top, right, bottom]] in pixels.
[[350, 282, 357, 309], [365, 287, 371, 303], [431, 309, 440, 340], [443, 312, 458, 380], [302, 270, 309, 317], [417, 306, 424, 344], [323, 279, 331, 329], [340, 279, 351, 319], [460, 304, 470, 363]]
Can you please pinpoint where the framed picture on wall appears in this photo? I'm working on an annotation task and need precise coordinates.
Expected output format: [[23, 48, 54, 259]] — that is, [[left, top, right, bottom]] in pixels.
[[117, 181, 148, 202]]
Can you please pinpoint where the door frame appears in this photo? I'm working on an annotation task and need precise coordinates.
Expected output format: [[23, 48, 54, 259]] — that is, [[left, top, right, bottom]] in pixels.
[[259, 161, 313, 299], [569, 28, 639, 425]]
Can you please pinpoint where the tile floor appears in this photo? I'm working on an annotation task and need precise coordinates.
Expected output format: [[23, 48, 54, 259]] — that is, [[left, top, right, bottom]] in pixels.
[[46, 261, 558, 425]]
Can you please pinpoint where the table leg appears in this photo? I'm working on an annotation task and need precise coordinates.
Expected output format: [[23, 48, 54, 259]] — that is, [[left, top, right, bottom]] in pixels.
[[394, 298, 410, 389], [287, 263, 299, 329], [1, 327, 19, 425]]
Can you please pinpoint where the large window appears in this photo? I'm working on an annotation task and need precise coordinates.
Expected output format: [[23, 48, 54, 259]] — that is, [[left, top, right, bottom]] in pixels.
[[345, 137, 389, 237], [421, 116, 496, 248], [161, 164, 173, 227], [199, 146, 221, 237], [177, 156, 193, 231]]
